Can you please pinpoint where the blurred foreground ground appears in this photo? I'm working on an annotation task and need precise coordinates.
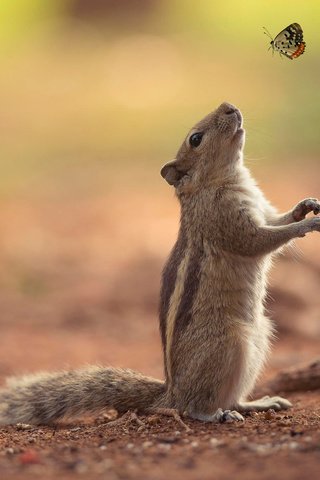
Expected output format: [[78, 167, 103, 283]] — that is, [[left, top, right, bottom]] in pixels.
[[0, 165, 319, 479]]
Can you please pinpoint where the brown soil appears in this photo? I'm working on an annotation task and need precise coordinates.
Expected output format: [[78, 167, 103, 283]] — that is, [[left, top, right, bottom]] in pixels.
[[0, 169, 319, 479], [0, 390, 319, 480]]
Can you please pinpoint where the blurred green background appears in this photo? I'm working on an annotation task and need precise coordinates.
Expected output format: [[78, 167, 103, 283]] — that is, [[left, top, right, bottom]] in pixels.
[[0, 0, 319, 198], [0, 0, 319, 378]]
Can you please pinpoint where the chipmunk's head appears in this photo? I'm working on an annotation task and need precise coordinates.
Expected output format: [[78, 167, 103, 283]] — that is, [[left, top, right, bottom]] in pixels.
[[161, 102, 245, 195]]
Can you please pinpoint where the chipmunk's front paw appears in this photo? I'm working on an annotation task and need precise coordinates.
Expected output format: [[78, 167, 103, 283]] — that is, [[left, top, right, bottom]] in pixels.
[[303, 217, 320, 235], [237, 396, 292, 412], [293, 198, 320, 221]]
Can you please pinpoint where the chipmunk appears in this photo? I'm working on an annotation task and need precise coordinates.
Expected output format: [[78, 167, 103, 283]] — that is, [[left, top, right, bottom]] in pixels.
[[0, 102, 319, 426]]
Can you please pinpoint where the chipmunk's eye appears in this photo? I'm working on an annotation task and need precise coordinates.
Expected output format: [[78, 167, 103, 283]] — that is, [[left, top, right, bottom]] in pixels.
[[189, 132, 203, 148]]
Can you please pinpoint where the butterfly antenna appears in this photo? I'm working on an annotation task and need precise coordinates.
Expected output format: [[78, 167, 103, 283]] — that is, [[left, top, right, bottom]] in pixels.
[[262, 26, 273, 41]]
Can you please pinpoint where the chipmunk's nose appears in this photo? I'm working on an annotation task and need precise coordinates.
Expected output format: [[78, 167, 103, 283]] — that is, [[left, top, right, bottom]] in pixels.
[[220, 102, 237, 115], [219, 102, 243, 126]]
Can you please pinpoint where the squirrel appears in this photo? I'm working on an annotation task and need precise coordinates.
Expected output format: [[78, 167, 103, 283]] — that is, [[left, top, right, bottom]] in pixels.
[[0, 102, 319, 426]]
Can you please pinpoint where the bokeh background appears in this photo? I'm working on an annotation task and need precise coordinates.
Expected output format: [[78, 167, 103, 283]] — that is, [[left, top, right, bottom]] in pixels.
[[0, 0, 319, 381]]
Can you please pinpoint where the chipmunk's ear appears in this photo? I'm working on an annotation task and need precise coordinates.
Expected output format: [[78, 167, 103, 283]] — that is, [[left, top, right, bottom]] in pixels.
[[161, 160, 186, 186]]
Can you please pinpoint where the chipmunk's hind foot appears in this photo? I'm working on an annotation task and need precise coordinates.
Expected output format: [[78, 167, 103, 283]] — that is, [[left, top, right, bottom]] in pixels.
[[145, 407, 191, 431], [190, 408, 244, 423], [237, 396, 292, 412]]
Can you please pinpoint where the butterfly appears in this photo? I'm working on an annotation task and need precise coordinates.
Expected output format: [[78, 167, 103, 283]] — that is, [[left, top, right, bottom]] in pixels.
[[263, 23, 306, 60]]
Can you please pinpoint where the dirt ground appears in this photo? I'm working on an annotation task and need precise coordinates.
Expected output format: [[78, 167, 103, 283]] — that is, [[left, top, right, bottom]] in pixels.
[[0, 390, 319, 480], [0, 167, 319, 479]]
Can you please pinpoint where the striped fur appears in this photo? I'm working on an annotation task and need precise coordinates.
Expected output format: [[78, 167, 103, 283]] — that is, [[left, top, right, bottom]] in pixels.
[[169, 246, 203, 381], [164, 247, 191, 383], [159, 230, 187, 372]]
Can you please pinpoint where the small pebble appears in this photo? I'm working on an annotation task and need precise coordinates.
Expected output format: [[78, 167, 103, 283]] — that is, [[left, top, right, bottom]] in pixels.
[[209, 438, 220, 447], [5, 448, 15, 455], [142, 441, 153, 449], [264, 409, 276, 421], [19, 449, 41, 465]]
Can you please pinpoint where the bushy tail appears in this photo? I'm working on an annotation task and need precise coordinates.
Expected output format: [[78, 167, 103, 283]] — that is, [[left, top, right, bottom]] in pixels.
[[0, 366, 165, 425]]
